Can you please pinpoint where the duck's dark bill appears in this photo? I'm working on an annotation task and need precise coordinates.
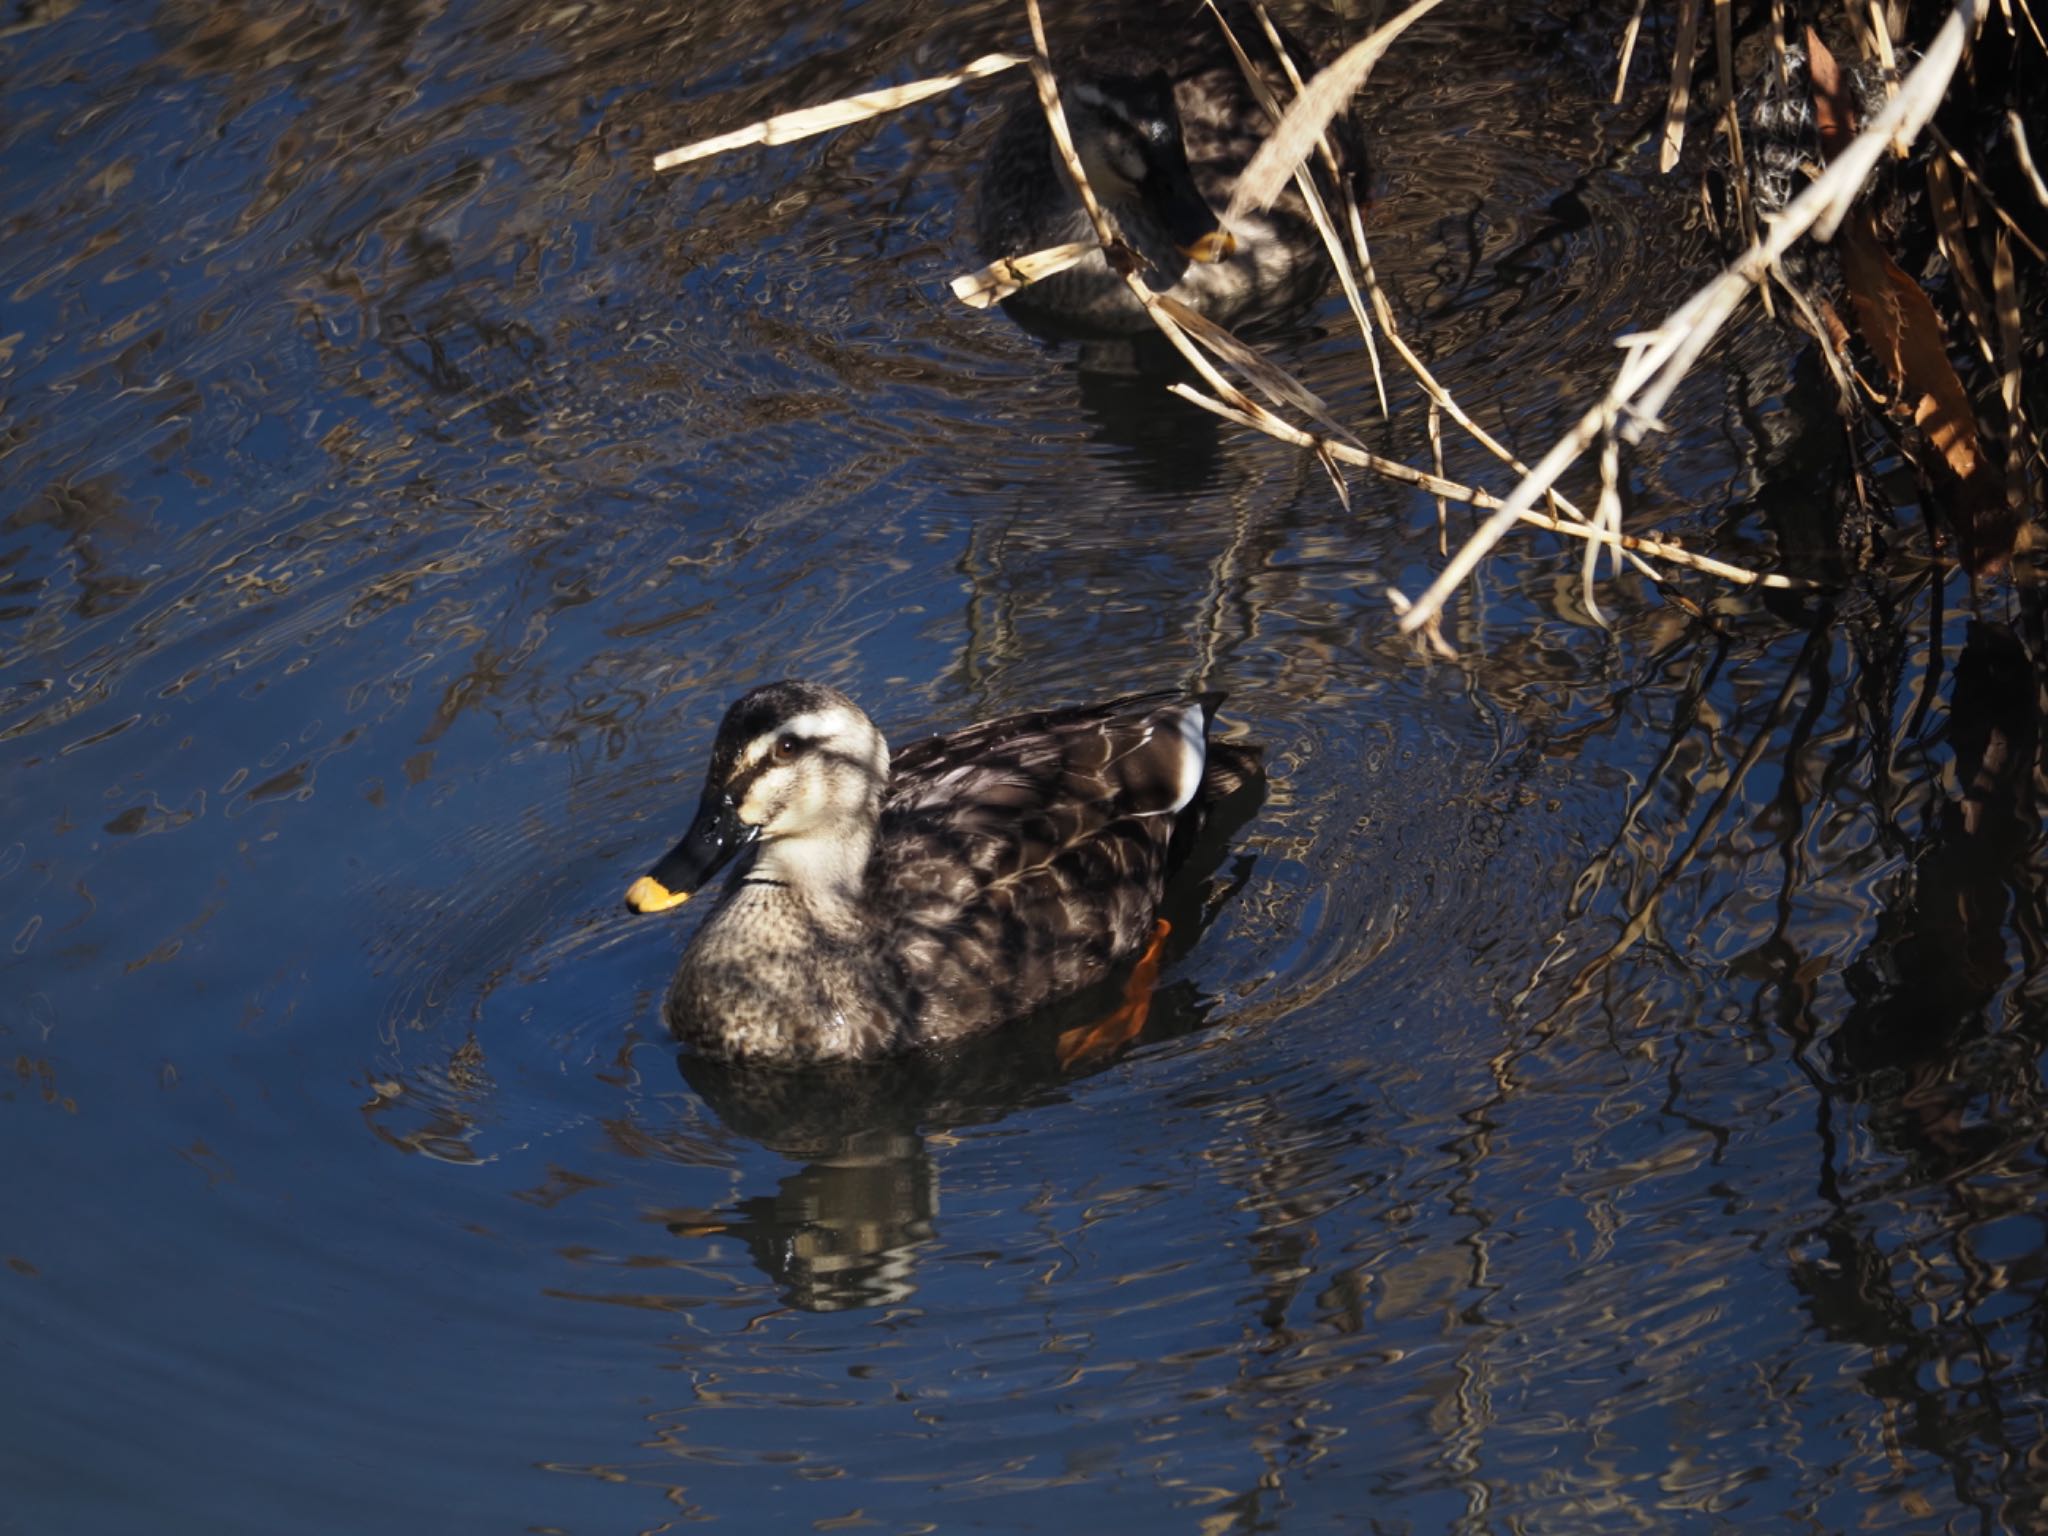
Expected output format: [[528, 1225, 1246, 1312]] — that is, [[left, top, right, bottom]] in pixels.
[[625, 793, 756, 914]]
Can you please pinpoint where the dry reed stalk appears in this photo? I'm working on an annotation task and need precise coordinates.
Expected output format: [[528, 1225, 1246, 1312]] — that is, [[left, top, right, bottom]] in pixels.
[[652, 53, 1024, 170], [1169, 382, 1803, 590], [2012, 0, 2048, 54], [1428, 401, 1448, 555], [1614, 0, 1651, 103], [950, 241, 1095, 307], [2012, 111, 2048, 205], [1394, 0, 1983, 638], [1993, 230, 2031, 523], [1769, 262, 1859, 404], [1223, 0, 1443, 223], [1385, 586, 1459, 658], [1715, 0, 1768, 317], [1861, 0, 1902, 92], [1926, 125, 2048, 259], [1928, 160, 1999, 368], [1012, 0, 1356, 502], [1153, 295, 1360, 446], [1212, 0, 1390, 415], [1659, 0, 1704, 171]]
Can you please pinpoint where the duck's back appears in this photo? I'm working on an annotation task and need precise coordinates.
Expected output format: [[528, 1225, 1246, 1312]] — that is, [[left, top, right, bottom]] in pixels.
[[871, 693, 1256, 1043]]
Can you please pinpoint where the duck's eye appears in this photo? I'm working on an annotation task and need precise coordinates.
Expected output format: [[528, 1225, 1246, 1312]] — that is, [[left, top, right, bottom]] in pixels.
[[772, 734, 801, 764], [1107, 129, 1148, 182]]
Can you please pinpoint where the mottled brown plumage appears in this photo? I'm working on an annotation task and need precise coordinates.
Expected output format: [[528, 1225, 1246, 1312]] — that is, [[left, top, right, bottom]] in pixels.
[[627, 681, 1262, 1064]]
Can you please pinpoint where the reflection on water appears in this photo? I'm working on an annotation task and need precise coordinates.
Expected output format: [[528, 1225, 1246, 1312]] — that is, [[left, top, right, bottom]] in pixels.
[[4, 0, 2048, 1531]]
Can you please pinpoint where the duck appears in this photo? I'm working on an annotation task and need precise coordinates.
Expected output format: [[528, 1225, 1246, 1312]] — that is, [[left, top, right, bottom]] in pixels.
[[974, 3, 1363, 338], [624, 680, 1263, 1064]]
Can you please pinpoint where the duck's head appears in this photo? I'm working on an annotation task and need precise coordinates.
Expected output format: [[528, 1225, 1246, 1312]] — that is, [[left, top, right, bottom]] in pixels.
[[626, 681, 890, 914], [1066, 68, 1237, 265]]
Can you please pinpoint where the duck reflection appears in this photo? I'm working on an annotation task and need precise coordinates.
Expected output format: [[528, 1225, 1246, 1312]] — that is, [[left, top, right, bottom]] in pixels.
[[675, 956, 1236, 1313], [1069, 345, 1225, 497], [671, 822, 1260, 1312], [675, 1056, 944, 1313], [676, 1047, 1043, 1314]]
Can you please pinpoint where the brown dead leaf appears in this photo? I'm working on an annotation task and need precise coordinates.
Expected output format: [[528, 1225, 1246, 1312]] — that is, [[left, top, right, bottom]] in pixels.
[[1838, 213, 2013, 569], [1808, 25, 2014, 571]]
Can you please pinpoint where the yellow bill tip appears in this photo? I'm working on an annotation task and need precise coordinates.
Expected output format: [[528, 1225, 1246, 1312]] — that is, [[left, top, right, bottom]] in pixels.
[[1179, 228, 1237, 264], [625, 875, 691, 914]]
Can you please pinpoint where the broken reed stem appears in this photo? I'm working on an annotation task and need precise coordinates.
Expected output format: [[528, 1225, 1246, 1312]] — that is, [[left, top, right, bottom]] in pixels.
[[1614, 0, 1650, 103], [950, 241, 1094, 307], [651, 52, 1025, 170], [1394, 0, 1981, 637], [1170, 382, 1799, 590]]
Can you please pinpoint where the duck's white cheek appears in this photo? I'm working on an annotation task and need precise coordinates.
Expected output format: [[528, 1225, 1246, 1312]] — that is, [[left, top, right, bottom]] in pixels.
[[737, 781, 777, 828], [785, 771, 841, 832]]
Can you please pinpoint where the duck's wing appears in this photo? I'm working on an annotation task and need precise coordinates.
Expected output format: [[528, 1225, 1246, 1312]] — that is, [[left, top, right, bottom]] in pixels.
[[876, 693, 1224, 1026]]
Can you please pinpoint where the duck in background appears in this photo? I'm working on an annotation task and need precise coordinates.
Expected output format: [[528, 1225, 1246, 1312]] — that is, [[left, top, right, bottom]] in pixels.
[[975, 2, 1365, 338]]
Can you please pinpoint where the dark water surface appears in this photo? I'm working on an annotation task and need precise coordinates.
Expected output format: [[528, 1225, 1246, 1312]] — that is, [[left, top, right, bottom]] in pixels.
[[5, 1, 2046, 1531]]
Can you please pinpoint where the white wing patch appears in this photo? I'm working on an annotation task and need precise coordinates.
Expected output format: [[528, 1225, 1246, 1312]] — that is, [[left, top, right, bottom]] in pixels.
[[1166, 704, 1207, 813]]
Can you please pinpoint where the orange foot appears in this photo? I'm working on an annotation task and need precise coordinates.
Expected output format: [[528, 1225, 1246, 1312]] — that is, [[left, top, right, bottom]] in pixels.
[[1057, 919, 1172, 1070]]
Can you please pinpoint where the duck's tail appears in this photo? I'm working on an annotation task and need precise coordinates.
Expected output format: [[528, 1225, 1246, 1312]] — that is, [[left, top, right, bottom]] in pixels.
[[1192, 691, 1265, 804]]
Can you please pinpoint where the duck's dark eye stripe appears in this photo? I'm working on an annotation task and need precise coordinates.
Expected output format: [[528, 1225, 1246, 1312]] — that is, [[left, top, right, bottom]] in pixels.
[[726, 733, 819, 793]]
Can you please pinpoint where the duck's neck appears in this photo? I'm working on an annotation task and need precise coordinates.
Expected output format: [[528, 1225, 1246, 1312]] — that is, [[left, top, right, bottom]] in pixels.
[[744, 823, 876, 938]]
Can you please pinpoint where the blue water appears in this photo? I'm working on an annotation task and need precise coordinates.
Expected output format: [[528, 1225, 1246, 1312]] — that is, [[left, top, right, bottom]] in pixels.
[[5, 1, 2045, 1532]]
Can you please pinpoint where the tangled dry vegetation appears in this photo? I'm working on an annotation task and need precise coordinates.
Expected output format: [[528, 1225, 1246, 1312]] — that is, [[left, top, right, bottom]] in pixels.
[[654, 0, 2047, 653]]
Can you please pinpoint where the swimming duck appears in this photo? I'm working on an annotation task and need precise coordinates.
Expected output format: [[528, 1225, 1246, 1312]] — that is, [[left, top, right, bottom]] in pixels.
[[975, 4, 1362, 337], [625, 680, 1262, 1064]]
